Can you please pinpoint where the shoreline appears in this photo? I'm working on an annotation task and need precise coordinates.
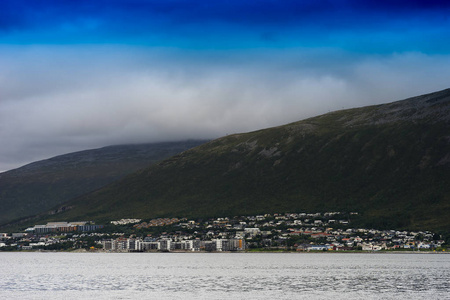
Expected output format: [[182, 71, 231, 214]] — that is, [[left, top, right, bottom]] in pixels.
[[1, 249, 448, 254]]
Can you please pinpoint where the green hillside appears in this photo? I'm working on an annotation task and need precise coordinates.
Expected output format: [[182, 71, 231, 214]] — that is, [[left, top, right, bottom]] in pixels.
[[0, 140, 207, 226], [29, 89, 450, 232]]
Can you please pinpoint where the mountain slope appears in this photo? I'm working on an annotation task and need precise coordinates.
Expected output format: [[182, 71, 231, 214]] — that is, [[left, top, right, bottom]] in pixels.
[[38, 89, 450, 232], [0, 140, 207, 225]]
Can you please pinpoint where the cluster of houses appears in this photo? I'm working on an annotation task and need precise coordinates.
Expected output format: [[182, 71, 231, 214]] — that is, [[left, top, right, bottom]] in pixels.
[[133, 218, 181, 229], [0, 212, 446, 252], [100, 212, 445, 252], [0, 231, 107, 250], [110, 219, 141, 225]]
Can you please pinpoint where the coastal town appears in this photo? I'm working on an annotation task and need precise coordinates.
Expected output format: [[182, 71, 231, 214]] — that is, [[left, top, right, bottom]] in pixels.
[[0, 212, 447, 252]]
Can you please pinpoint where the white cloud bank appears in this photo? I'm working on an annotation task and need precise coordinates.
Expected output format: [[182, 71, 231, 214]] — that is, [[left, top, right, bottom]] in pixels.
[[0, 46, 449, 171]]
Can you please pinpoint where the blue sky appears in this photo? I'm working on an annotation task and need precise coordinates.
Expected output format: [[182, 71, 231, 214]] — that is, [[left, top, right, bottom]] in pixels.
[[2, 0, 450, 51], [1, 0, 450, 171]]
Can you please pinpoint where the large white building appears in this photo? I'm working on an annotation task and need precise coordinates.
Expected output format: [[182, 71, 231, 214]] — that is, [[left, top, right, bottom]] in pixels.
[[102, 238, 246, 252]]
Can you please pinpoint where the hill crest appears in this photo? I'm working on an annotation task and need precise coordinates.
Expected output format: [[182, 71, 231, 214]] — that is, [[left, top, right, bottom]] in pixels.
[[11, 89, 450, 233], [0, 140, 207, 226]]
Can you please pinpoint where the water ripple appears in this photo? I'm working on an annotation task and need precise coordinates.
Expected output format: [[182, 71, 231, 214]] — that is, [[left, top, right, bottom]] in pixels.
[[0, 252, 449, 299]]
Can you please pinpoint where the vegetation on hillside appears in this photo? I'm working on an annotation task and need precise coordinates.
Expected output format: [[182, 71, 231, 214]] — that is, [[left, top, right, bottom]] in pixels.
[[35, 89, 450, 233], [0, 140, 207, 226], [7, 90, 450, 232]]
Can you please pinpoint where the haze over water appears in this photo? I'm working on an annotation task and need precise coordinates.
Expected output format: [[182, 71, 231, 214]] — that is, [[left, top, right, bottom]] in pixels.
[[1, 252, 449, 299]]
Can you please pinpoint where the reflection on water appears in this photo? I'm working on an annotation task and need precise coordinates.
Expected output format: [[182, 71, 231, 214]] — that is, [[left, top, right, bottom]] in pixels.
[[1, 252, 449, 299]]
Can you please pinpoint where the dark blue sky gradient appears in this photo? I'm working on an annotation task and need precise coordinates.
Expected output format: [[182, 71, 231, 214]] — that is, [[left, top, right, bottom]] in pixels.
[[1, 0, 449, 52]]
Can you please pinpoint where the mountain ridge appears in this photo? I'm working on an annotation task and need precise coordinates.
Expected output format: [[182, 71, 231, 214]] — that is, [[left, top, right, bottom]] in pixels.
[[0, 140, 208, 225], [9, 89, 450, 233]]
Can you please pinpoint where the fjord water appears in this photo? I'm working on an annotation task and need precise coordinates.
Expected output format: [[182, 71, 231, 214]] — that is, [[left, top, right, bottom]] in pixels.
[[1, 253, 449, 299]]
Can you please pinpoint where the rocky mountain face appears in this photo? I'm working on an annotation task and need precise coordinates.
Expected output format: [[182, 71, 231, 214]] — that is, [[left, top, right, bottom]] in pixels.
[[0, 140, 207, 225], [12, 89, 450, 233]]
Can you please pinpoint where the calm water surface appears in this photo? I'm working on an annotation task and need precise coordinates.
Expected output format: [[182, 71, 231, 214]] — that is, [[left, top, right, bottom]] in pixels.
[[1, 252, 449, 299]]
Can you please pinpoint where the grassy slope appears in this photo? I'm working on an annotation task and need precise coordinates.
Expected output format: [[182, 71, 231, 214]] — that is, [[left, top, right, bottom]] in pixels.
[[31, 89, 450, 232], [0, 140, 207, 225]]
